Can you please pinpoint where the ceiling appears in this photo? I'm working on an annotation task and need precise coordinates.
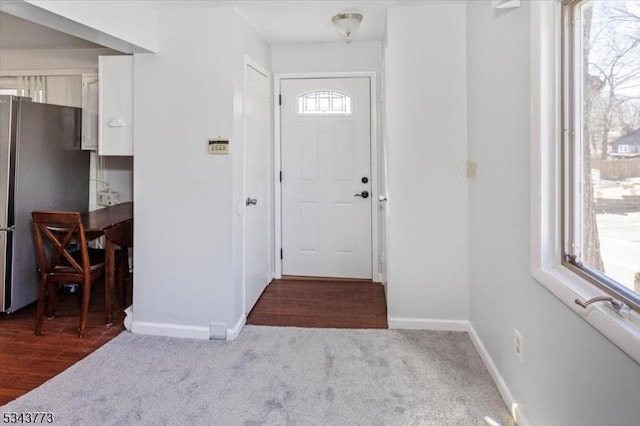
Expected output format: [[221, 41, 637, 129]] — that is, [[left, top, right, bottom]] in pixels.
[[151, 0, 447, 45], [0, 12, 102, 50], [231, 0, 397, 44], [0, 1, 453, 50]]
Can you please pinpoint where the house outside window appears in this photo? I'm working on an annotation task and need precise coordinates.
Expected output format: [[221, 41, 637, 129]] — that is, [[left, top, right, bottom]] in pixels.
[[562, 0, 640, 312]]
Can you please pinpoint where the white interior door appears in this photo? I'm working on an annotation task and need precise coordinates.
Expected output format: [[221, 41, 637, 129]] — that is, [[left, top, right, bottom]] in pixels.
[[281, 77, 372, 279], [245, 63, 271, 313]]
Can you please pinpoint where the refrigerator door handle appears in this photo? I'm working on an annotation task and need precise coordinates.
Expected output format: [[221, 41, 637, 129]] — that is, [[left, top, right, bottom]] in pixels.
[[0, 225, 15, 232]]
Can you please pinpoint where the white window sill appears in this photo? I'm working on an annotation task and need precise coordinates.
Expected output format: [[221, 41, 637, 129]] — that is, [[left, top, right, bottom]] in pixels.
[[532, 265, 640, 364]]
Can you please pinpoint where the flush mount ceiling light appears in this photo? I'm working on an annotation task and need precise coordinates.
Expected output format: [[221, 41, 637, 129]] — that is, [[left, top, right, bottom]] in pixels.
[[332, 12, 363, 43]]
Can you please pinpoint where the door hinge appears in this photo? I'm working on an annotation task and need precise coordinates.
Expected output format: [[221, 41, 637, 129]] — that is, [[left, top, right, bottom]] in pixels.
[[279, 171, 282, 182], [280, 249, 283, 259], [278, 94, 282, 106]]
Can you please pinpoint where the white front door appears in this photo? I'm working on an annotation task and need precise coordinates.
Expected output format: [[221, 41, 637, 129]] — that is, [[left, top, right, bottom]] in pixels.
[[244, 63, 271, 313], [281, 77, 372, 279]]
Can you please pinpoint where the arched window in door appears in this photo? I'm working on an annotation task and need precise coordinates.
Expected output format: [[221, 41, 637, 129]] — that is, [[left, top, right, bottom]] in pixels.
[[297, 90, 352, 115]]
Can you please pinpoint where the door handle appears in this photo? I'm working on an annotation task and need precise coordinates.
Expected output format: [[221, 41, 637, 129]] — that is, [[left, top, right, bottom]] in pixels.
[[0, 225, 15, 232], [246, 198, 258, 206], [354, 190, 369, 199]]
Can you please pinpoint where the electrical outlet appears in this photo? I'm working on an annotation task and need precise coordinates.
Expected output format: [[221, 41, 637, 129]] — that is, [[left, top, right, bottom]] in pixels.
[[98, 190, 119, 207], [466, 160, 478, 180], [514, 328, 523, 363]]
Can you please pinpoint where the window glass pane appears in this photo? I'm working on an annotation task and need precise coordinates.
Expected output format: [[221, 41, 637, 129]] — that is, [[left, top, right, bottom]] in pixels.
[[318, 93, 330, 110], [305, 95, 316, 111], [297, 91, 352, 115], [577, 0, 640, 296]]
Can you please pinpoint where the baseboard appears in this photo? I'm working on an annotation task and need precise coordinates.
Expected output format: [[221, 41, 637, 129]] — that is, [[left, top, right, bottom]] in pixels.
[[387, 317, 469, 332], [467, 323, 530, 426], [131, 321, 210, 340], [227, 315, 246, 341]]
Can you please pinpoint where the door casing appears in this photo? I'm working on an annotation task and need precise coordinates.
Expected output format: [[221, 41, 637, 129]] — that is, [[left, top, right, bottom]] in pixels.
[[243, 56, 272, 316], [274, 71, 379, 281]]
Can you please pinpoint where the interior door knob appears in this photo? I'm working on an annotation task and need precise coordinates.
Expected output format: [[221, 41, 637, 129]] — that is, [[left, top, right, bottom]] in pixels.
[[354, 190, 369, 199], [246, 198, 258, 206]]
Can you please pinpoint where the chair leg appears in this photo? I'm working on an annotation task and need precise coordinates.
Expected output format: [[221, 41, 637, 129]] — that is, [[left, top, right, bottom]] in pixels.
[[78, 279, 92, 338], [117, 255, 128, 307], [47, 284, 58, 319], [34, 278, 47, 335]]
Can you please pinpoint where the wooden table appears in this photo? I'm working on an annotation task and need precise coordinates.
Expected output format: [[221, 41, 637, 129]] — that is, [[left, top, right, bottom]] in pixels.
[[82, 202, 133, 237], [81, 202, 133, 324]]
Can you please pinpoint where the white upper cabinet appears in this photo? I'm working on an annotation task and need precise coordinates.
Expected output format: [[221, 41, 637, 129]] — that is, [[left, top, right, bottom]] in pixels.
[[81, 73, 99, 150], [99, 55, 133, 156]]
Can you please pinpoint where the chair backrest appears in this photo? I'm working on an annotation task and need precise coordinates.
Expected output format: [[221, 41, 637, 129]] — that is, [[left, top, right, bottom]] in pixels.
[[31, 211, 89, 277], [104, 219, 133, 249]]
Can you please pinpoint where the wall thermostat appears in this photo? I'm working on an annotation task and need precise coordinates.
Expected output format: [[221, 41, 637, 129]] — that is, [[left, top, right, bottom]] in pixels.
[[208, 137, 229, 154]]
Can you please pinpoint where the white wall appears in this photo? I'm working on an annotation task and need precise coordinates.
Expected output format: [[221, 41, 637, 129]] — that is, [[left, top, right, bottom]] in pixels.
[[132, 5, 269, 338], [133, 6, 236, 335], [271, 41, 382, 74], [99, 156, 133, 203], [385, 3, 469, 328], [466, 2, 640, 425]]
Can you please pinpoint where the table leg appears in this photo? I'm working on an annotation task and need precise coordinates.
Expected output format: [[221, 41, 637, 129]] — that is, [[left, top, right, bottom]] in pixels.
[[105, 240, 115, 325]]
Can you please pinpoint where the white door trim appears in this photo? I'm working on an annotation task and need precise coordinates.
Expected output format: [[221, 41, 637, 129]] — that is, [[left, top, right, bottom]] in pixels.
[[242, 55, 272, 317], [274, 71, 379, 281]]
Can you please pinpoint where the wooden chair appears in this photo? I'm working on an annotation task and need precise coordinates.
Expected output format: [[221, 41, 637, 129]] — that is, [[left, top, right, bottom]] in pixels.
[[31, 211, 105, 337], [104, 219, 133, 323]]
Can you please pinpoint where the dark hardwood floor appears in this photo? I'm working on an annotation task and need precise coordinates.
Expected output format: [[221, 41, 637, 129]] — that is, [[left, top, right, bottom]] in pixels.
[[247, 278, 388, 329], [0, 283, 124, 406]]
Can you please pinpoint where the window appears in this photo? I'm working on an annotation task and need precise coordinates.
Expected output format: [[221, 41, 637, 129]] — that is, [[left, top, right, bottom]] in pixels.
[[297, 91, 352, 115], [0, 76, 45, 102], [563, 0, 640, 313]]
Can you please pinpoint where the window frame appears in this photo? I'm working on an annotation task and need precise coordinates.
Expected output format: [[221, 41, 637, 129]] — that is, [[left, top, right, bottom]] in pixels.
[[530, 0, 640, 365], [295, 89, 354, 116], [561, 0, 640, 314]]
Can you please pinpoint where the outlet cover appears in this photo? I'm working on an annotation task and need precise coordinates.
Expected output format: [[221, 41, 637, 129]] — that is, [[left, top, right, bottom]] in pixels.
[[209, 323, 227, 340], [98, 190, 119, 206], [466, 160, 478, 180], [514, 328, 523, 363]]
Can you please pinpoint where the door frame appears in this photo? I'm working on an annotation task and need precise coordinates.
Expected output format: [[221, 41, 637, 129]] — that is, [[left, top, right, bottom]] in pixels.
[[274, 71, 379, 281], [243, 55, 272, 316]]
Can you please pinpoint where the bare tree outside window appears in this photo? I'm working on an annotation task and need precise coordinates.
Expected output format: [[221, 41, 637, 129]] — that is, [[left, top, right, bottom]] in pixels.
[[578, 0, 640, 296]]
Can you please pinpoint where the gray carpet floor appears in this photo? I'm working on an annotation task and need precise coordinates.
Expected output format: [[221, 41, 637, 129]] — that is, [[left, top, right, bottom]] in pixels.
[[2, 326, 515, 426]]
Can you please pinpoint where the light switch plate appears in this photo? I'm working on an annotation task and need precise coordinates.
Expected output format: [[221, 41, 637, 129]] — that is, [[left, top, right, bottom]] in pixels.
[[208, 137, 229, 154]]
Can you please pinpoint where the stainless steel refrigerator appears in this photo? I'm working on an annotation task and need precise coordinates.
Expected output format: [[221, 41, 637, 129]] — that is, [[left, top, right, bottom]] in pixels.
[[0, 96, 90, 313]]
